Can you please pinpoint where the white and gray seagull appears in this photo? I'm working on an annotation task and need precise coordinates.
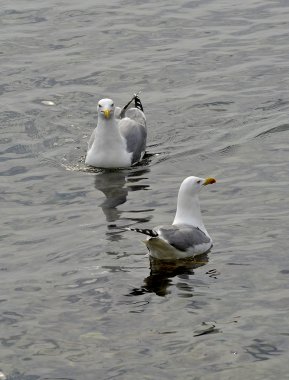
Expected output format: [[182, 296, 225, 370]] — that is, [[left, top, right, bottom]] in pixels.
[[128, 176, 216, 260], [85, 94, 147, 168]]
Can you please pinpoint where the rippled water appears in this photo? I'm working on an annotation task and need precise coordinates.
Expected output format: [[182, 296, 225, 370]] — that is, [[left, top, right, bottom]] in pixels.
[[1, 0, 289, 379]]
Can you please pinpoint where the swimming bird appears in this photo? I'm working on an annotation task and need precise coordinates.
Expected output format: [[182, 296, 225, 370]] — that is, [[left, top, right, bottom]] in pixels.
[[85, 94, 147, 168], [128, 176, 216, 260]]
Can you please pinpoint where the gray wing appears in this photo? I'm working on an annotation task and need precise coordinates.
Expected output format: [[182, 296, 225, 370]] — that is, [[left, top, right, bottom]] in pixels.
[[118, 108, 147, 164], [157, 224, 210, 252]]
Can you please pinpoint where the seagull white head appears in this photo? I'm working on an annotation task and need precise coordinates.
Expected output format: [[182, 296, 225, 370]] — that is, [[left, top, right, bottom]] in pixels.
[[173, 175, 216, 228], [97, 98, 115, 120], [180, 176, 216, 196]]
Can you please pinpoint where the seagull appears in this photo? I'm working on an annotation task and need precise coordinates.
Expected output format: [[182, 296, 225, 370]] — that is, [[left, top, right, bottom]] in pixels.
[[128, 176, 216, 260], [85, 94, 147, 168]]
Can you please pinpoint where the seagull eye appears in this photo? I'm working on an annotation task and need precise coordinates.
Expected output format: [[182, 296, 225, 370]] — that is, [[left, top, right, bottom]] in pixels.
[[197, 180, 201, 184], [111, 103, 114, 107], [98, 104, 102, 108]]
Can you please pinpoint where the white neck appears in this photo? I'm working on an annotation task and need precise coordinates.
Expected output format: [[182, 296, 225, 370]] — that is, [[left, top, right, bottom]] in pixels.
[[172, 192, 208, 235], [86, 115, 132, 168], [96, 116, 121, 139]]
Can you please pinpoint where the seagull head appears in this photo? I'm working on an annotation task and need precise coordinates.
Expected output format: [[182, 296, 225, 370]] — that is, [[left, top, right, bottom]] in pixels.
[[173, 175, 216, 228], [180, 176, 216, 196], [97, 98, 115, 120]]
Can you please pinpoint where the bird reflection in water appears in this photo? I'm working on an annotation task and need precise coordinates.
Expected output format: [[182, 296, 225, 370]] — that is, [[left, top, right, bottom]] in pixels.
[[129, 253, 209, 297], [94, 170, 128, 223], [94, 164, 151, 241]]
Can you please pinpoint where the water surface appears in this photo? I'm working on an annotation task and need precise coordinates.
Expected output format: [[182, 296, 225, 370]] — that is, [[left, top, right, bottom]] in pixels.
[[1, 0, 289, 379]]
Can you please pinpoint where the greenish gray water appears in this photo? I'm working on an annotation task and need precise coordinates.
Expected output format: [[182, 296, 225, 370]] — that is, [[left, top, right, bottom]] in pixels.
[[1, 0, 289, 379]]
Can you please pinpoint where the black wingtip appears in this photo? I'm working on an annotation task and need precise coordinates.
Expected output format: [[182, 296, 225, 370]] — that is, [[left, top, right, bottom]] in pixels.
[[120, 92, 143, 118], [134, 95, 144, 112], [128, 227, 158, 237]]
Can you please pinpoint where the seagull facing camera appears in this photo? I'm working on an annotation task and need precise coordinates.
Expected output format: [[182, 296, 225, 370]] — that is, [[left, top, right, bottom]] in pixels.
[[85, 94, 146, 168]]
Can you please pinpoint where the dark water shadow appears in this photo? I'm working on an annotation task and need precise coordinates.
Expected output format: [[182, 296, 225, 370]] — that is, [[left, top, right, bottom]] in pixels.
[[129, 253, 209, 297]]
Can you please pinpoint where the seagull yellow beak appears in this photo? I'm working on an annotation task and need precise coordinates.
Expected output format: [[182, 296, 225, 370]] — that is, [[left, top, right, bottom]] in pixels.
[[103, 109, 111, 119], [203, 177, 216, 186]]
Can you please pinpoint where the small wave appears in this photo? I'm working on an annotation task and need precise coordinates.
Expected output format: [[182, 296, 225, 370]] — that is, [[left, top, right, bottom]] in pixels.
[[62, 162, 100, 173], [216, 143, 240, 156], [255, 99, 289, 111], [192, 101, 234, 110], [255, 124, 289, 138]]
